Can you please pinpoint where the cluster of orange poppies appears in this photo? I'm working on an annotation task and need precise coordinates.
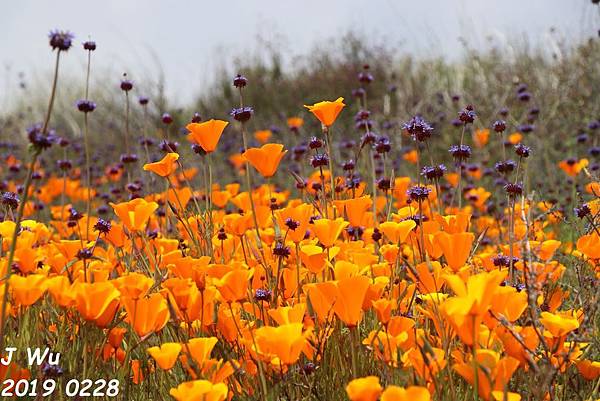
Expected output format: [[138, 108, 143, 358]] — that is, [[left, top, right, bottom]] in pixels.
[[1, 94, 599, 401]]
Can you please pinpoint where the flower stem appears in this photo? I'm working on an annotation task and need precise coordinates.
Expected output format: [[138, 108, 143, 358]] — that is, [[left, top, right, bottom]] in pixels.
[[0, 49, 63, 350]]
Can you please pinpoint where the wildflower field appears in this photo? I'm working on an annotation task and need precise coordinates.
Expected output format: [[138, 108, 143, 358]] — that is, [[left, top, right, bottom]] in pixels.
[[1, 21, 600, 401]]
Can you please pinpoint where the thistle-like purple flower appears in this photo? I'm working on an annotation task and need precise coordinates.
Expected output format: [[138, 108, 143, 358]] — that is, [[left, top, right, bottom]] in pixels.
[[403, 116, 434, 142], [407, 185, 431, 202], [48, 30, 74, 51], [230, 106, 253, 123], [76, 99, 96, 113]]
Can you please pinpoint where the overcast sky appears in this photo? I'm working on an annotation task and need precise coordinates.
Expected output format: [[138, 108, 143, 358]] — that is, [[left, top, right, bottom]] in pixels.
[[0, 0, 597, 106]]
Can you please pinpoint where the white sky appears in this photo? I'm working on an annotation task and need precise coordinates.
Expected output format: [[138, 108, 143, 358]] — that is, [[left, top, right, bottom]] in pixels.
[[0, 0, 597, 106]]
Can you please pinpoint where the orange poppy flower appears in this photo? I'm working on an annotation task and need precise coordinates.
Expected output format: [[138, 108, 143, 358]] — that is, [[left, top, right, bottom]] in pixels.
[[576, 232, 600, 259], [306, 275, 370, 326], [113, 272, 154, 300], [287, 116, 304, 130], [9, 274, 47, 306], [381, 385, 430, 401], [276, 203, 313, 243], [169, 380, 228, 401], [47, 276, 76, 307], [186, 119, 229, 153], [490, 286, 527, 322], [299, 244, 330, 274], [122, 292, 170, 338], [304, 97, 345, 127], [508, 132, 522, 144], [215, 269, 251, 303], [74, 282, 121, 327], [147, 343, 182, 370], [576, 360, 600, 380], [333, 275, 371, 326], [539, 311, 579, 337], [242, 143, 287, 178], [186, 337, 219, 367], [254, 323, 307, 365], [254, 129, 272, 144], [268, 303, 306, 325], [345, 376, 383, 401], [131, 360, 146, 384], [434, 231, 475, 271], [454, 350, 520, 400], [379, 220, 416, 244], [372, 299, 396, 325], [558, 158, 588, 177], [334, 196, 372, 227], [472, 128, 490, 148], [142, 152, 179, 177], [442, 270, 506, 345], [311, 218, 349, 248], [401, 347, 446, 382], [402, 150, 418, 164], [110, 198, 158, 232]]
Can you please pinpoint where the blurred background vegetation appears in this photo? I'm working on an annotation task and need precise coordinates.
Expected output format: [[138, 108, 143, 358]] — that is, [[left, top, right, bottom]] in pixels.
[[0, 33, 599, 201]]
